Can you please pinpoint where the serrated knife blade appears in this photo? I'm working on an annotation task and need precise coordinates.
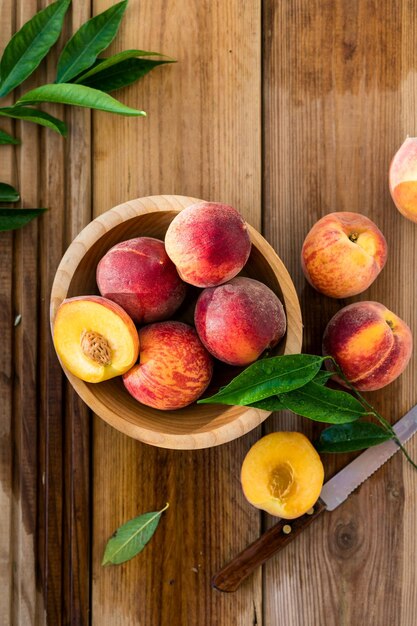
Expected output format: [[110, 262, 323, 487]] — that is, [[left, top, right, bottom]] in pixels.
[[320, 403, 417, 510]]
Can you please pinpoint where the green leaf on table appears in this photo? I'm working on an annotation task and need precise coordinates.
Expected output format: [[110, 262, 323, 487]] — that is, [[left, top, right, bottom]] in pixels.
[[0, 129, 20, 144], [17, 83, 146, 116], [0, 0, 71, 97], [312, 370, 334, 385], [198, 355, 326, 407], [0, 105, 67, 135], [0, 208, 46, 232], [317, 422, 393, 453], [102, 503, 169, 566], [277, 381, 367, 424], [0, 183, 20, 203], [73, 48, 169, 82], [56, 0, 128, 83], [76, 56, 173, 92]]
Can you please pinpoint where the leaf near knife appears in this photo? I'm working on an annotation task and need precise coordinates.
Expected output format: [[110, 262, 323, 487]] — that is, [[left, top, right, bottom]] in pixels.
[[317, 422, 393, 453], [102, 503, 169, 566], [198, 354, 326, 406]]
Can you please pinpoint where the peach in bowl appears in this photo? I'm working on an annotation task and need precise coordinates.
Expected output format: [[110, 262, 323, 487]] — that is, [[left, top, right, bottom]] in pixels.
[[50, 195, 302, 450]]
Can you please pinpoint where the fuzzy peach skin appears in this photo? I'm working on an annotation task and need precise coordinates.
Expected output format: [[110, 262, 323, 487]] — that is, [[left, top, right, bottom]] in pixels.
[[53, 296, 139, 383], [322, 301, 412, 391], [194, 277, 286, 366], [301, 212, 387, 298], [164, 201, 252, 287], [123, 321, 213, 410], [389, 137, 417, 222], [96, 237, 187, 324]]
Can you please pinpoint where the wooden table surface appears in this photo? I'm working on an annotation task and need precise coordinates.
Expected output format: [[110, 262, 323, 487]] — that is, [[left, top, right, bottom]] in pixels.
[[2, 1, 417, 624]]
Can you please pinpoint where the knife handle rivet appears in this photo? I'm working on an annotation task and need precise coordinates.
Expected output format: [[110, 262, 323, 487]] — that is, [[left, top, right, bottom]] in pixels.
[[306, 507, 314, 515], [282, 525, 292, 534]]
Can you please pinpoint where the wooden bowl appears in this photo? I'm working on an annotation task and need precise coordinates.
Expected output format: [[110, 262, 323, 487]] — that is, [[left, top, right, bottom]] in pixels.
[[50, 195, 302, 449]]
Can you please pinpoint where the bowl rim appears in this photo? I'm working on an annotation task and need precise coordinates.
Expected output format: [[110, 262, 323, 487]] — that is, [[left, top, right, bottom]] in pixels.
[[50, 194, 303, 449]]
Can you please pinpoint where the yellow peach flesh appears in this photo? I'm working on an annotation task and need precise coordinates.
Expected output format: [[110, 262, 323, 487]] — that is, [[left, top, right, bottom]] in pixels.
[[53, 297, 139, 383], [241, 432, 324, 519]]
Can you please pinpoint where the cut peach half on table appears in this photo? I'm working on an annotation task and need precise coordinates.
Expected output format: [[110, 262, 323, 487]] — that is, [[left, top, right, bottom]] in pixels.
[[241, 432, 324, 519], [53, 296, 139, 383]]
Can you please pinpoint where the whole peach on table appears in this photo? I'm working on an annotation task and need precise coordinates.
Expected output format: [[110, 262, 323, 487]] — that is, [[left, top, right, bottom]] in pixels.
[[301, 212, 387, 298], [96, 237, 187, 324], [194, 277, 286, 366], [241, 432, 324, 519], [322, 301, 412, 391], [389, 137, 417, 222], [164, 201, 251, 287], [123, 321, 213, 410], [53, 296, 139, 383]]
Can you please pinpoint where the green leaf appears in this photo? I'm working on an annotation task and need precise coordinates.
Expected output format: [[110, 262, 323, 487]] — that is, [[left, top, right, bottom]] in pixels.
[[74, 50, 174, 92], [0, 129, 20, 145], [56, 0, 128, 83], [0, 105, 67, 135], [0, 208, 47, 231], [198, 355, 325, 407], [317, 422, 393, 453], [313, 370, 334, 385], [277, 381, 366, 424], [0, 0, 71, 97], [74, 48, 169, 82], [102, 503, 169, 566], [0, 183, 20, 203], [17, 83, 146, 117]]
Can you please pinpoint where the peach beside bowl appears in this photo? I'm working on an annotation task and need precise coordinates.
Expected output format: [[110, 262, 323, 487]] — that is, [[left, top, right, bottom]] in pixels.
[[50, 195, 303, 450]]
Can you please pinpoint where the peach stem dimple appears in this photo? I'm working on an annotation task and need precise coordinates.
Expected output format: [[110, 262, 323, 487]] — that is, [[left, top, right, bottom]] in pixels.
[[268, 463, 295, 500], [80, 329, 112, 365], [348, 232, 359, 243]]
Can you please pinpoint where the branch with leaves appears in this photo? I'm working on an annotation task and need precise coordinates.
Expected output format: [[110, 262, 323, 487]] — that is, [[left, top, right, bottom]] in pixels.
[[0, 0, 173, 232], [198, 354, 417, 470]]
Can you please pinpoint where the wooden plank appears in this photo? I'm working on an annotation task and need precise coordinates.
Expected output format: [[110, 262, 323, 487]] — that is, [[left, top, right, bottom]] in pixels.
[[263, 1, 417, 624], [91, 0, 262, 624], [0, 3, 15, 624]]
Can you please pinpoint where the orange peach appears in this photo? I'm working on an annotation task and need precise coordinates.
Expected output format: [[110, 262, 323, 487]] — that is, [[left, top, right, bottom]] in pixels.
[[96, 237, 187, 324], [389, 137, 417, 222], [164, 201, 251, 287], [123, 321, 213, 410], [322, 301, 412, 391], [301, 212, 387, 298], [194, 277, 286, 366], [241, 432, 324, 519], [53, 296, 139, 383]]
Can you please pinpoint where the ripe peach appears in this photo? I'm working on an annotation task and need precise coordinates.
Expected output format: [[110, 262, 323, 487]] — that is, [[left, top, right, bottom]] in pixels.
[[123, 321, 213, 410], [53, 296, 139, 383], [194, 277, 286, 366], [241, 432, 324, 519], [164, 201, 251, 287], [301, 212, 387, 298], [322, 301, 412, 391], [96, 237, 187, 324], [389, 137, 417, 222]]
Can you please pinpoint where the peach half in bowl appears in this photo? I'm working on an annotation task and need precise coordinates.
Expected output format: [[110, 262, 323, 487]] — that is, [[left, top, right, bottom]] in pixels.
[[50, 195, 302, 450]]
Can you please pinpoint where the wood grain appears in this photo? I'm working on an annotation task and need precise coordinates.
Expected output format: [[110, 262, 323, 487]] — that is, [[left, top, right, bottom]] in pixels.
[[3, 0, 417, 624], [90, 0, 262, 623], [263, 1, 417, 625]]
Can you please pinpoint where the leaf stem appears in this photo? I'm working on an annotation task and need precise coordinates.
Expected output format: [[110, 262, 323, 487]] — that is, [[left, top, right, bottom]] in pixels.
[[328, 357, 417, 471]]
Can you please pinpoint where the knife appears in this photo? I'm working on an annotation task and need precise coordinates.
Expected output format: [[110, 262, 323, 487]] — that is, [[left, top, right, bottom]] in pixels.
[[212, 404, 417, 592]]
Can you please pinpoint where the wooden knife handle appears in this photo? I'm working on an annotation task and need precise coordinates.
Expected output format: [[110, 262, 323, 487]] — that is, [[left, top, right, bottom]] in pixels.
[[212, 499, 326, 592]]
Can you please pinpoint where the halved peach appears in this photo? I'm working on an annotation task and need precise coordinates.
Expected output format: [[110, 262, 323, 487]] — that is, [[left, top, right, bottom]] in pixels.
[[53, 296, 139, 383], [241, 432, 324, 519]]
